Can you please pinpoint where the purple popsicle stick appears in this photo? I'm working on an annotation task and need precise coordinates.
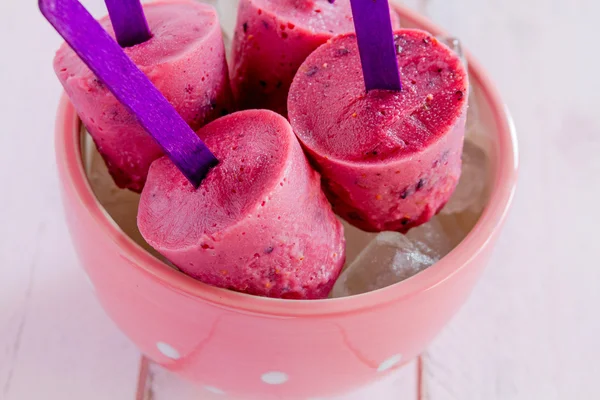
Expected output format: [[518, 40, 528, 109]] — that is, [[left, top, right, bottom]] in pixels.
[[105, 0, 152, 47], [349, 0, 402, 92], [39, 0, 218, 188]]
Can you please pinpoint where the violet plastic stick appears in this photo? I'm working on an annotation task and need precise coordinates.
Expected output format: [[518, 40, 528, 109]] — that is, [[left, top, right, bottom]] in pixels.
[[349, 0, 401, 91], [39, 0, 218, 188], [105, 0, 152, 47]]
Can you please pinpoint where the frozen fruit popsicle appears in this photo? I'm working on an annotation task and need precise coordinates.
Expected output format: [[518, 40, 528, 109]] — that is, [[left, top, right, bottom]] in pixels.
[[54, 0, 233, 192], [229, 0, 401, 116], [138, 110, 346, 300], [288, 29, 469, 232]]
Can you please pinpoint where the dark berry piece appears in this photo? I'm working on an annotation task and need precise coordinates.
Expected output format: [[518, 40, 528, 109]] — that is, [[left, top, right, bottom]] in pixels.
[[400, 187, 414, 199], [306, 66, 319, 77], [93, 78, 104, 89], [348, 212, 363, 221], [335, 48, 350, 57]]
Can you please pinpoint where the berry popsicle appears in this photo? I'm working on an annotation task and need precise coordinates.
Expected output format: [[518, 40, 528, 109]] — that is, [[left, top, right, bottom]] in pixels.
[[288, 29, 469, 232], [230, 0, 401, 116], [138, 110, 346, 300], [54, 0, 233, 192]]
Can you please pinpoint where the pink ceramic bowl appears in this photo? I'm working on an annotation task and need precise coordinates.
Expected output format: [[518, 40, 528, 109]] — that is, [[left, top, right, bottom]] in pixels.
[[55, 5, 518, 400]]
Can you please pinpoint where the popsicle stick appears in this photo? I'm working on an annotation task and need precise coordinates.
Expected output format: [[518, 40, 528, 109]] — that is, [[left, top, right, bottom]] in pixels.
[[105, 0, 152, 47], [349, 0, 402, 91], [39, 0, 218, 188]]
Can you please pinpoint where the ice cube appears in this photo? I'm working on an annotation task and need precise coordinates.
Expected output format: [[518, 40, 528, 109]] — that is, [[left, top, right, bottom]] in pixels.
[[437, 36, 485, 149], [331, 232, 436, 298], [436, 36, 467, 72], [338, 217, 378, 268], [464, 90, 485, 148], [406, 215, 462, 259], [215, 0, 239, 38], [441, 140, 488, 216]]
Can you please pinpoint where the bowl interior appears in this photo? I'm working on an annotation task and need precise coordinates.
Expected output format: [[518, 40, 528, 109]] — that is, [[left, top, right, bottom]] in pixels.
[[66, 3, 515, 315]]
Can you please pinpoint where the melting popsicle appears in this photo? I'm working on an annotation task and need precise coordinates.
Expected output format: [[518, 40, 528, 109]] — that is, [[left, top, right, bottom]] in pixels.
[[288, 29, 469, 232], [229, 0, 401, 116], [53, 0, 233, 191], [41, 0, 219, 187], [42, 0, 345, 299], [138, 110, 346, 299]]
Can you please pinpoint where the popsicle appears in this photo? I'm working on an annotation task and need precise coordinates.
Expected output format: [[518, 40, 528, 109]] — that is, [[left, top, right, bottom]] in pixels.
[[54, 0, 233, 192], [229, 0, 401, 116], [288, 29, 469, 232], [138, 110, 346, 299]]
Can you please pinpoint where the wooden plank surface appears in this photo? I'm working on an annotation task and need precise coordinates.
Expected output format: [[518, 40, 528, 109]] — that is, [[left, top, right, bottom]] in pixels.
[[417, 0, 600, 399], [146, 359, 418, 400], [0, 1, 142, 399]]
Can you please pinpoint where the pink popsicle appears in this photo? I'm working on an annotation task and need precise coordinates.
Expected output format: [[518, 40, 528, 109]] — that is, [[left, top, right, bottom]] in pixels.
[[138, 110, 345, 300], [54, 0, 233, 192], [230, 0, 401, 116], [288, 29, 469, 232]]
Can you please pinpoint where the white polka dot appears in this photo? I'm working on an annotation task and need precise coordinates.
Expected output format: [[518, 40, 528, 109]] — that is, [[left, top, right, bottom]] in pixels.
[[156, 342, 181, 360], [204, 386, 225, 395], [377, 353, 403, 372], [261, 371, 289, 385]]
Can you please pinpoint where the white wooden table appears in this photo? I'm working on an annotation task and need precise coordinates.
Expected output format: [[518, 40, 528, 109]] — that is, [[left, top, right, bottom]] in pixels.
[[1, 0, 599, 398]]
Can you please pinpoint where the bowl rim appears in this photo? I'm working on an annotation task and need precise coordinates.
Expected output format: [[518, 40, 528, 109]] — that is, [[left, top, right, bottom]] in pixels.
[[55, 3, 518, 318]]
